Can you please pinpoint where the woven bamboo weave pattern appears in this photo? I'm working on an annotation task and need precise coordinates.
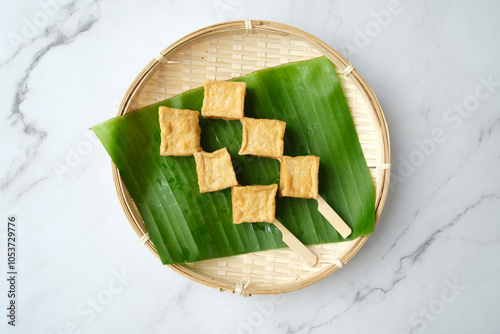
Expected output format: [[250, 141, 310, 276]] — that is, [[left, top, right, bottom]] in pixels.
[[113, 21, 390, 295]]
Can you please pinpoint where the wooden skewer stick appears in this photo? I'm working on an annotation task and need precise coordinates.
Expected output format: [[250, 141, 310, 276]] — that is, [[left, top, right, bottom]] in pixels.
[[273, 219, 317, 266], [317, 195, 352, 239]]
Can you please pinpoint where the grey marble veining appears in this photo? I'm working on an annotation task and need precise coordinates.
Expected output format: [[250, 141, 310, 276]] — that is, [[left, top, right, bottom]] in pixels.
[[1, 0, 103, 199]]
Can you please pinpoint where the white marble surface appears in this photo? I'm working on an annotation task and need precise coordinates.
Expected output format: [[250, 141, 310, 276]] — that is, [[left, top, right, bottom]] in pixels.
[[1, 0, 499, 333]]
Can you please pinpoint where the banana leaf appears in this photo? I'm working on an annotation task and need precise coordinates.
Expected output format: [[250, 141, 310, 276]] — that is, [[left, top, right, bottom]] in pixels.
[[92, 56, 375, 264]]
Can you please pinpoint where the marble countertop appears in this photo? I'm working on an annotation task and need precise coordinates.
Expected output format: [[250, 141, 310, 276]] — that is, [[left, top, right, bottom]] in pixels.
[[1, 0, 499, 333]]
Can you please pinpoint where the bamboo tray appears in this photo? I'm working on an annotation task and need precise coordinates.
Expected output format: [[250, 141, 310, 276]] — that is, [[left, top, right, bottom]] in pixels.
[[113, 20, 390, 296]]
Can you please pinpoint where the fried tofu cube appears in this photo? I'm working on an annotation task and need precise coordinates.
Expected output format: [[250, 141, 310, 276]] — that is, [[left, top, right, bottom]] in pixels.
[[279, 156, 320, 199], [239, 117, 286, 158], [159, 106, 202, 156], [232, 184, 278, 224], [201, 80, 246, 120], [193, 148, 239, 193]]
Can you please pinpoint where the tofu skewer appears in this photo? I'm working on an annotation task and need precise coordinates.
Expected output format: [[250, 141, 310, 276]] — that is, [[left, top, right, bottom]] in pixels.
[[232, 185, 317, 266], [279, 156, 352, 239]]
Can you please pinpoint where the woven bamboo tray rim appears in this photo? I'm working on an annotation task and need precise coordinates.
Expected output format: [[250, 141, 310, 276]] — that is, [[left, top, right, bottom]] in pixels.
[[112, 20, 390, 295]]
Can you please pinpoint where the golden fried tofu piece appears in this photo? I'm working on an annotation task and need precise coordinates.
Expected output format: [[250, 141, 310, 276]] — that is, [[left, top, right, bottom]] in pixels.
[[232, 184, 278, 224], [193, 148, 238, 193], [239, 117, 286, 158], [159, 106, 202, 156], [201, 80, 246, 120], [279, 156, 320, 199]]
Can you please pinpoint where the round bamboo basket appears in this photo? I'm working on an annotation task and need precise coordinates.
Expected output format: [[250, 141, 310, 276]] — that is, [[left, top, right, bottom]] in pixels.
[[113, 20, 390, 296]]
